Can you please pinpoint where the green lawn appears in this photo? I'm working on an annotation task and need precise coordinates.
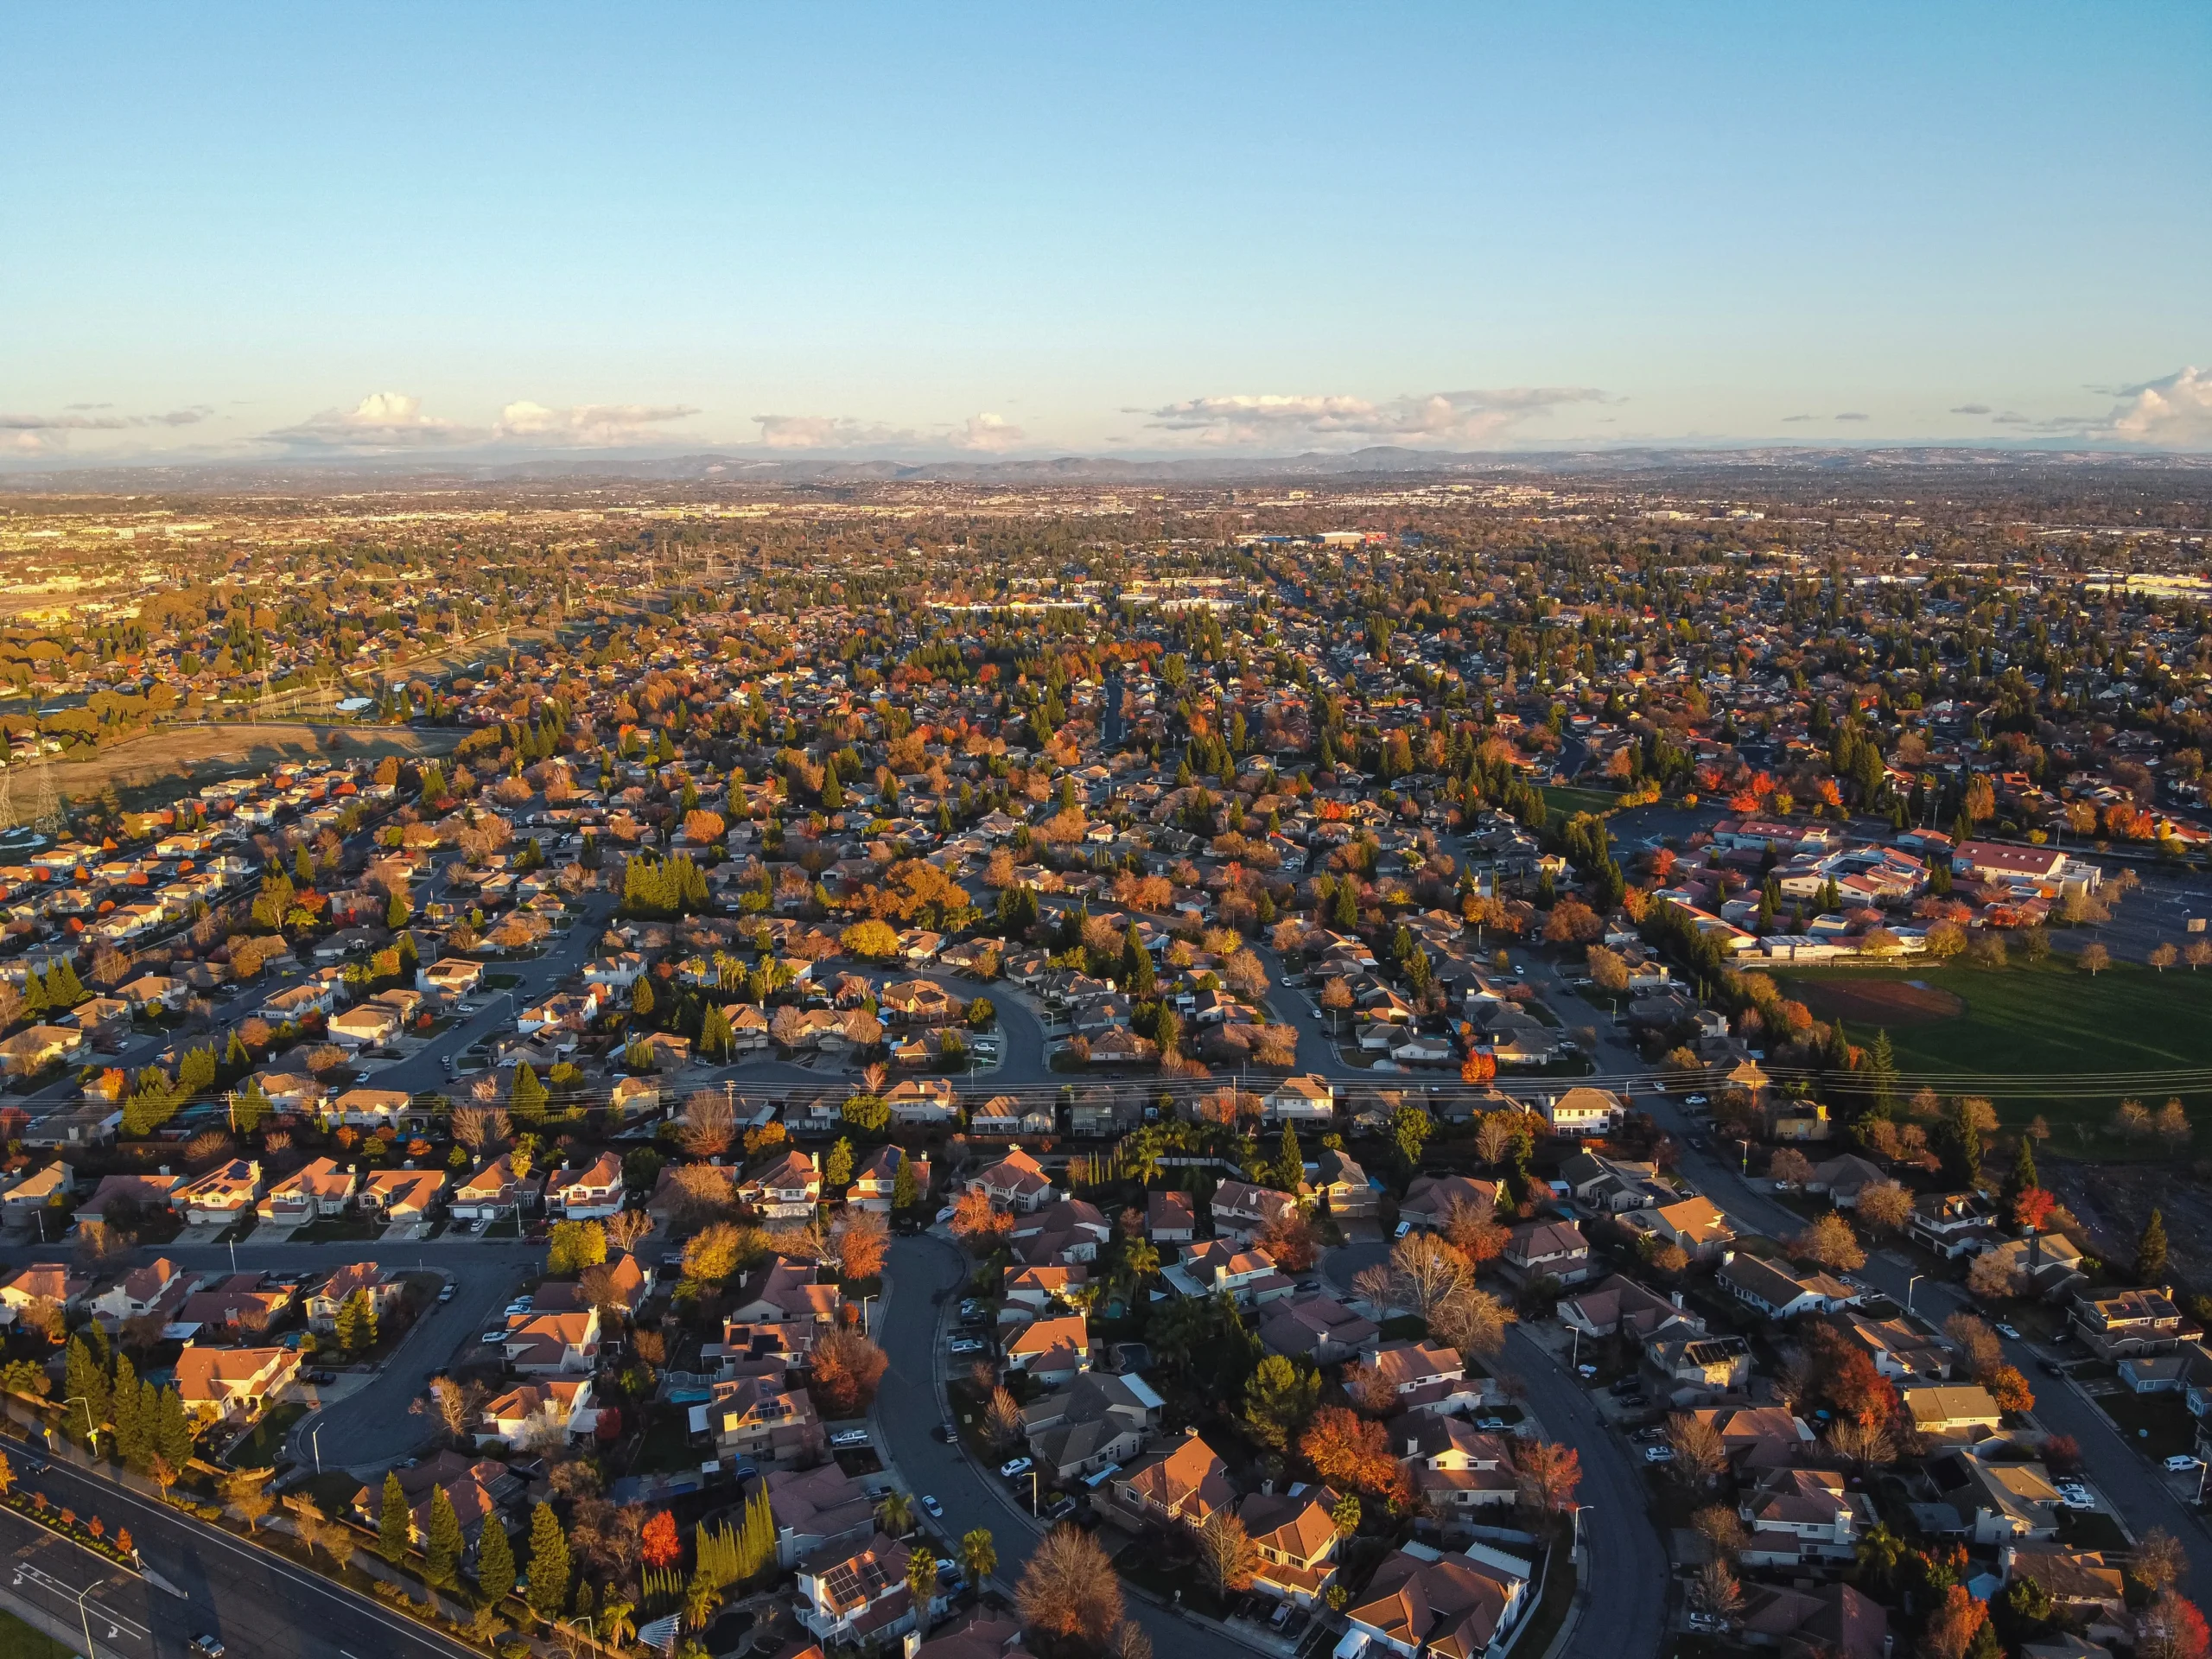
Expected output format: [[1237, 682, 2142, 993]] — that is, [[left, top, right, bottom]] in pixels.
[[1774, 959, 2212, 1138], [0, 1608, 79, 1659], [1541, 785, 1623, 819], [228, 1401, 308, 1468]]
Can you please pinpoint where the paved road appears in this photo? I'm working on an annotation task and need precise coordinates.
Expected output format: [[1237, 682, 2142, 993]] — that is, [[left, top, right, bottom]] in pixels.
[[0, 1438, 473, 1659], [1323, 1242, 1666, 1659], [874, 1234, 1220, 1659]]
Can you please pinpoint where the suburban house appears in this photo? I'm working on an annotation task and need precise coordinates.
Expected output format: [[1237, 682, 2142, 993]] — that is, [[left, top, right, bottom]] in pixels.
[[1841, 1314, 1954, 1382], [477, 1378, 599, 1449], [1541, 1086, 1624, 1138], [170, 1160, 263, 1226], [1167, 1240, 1294, 1306], [965, 1148, 1052, 1213], [1020, 1372, 1161, 1483], [504, 1306, 601, 1374], [2070, 1289, 2196, 1362], [1004, 1315, 1090, 1386], [1948, 1456, 2064, 1542], [257, 1158, 357, 1224], [1904, 1384, 2005, 1440], [307, 1262, 402, 1332], [1558, 1276, 1699, 1344], [705, 1372, 821, 1468], [1560, 1153, 1664, 1214], [795, 1532, 931, 1647], [175, 1344, 302, 1421], [1400, 1174, 1502, 1232], [1397, 1417, 1518, 1514], [848, 1146, 928, 1215], [328, 1087, 413, 1129], [1211, 1179, 1302, 1240], [1502, 1218, 1592, 1285], [767, 1462, 878, 1570], [1718, 1253, 1859, 1320], [1238, 1484, 1344, 1605], [86, 1257, 188, 1328], [0, 1261, 92, 1314], [0, 1025, 92, 1077], [1259, 1076, 1336, 1123], [1308, 1148, 1377, 1218], [1102, 1428, 1236, 1533], [0, 1162, 71, 1227], [740, 1150, 822, 1220], [452, 1155, 535, 1222], [1341, 1542, 1534, 1659], [1648, 1334, 1756, 1400], [327, 1002, 403, 1050], [1362, 1339, 1485, 1417], [1258, 1294, 1379, 1366], [1738, 1466, 1872, 1565], [728, 1257, 842, 1331], [1146, 1191, 1197, 1243], [548, 1151, 625, 1219], [360, 1167, 447, 1221], [1620, 1196, 1737, 1261]]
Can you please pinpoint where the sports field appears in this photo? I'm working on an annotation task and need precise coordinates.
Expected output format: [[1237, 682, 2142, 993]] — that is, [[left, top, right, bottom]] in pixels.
[[1767, 958, 2212, 1130]]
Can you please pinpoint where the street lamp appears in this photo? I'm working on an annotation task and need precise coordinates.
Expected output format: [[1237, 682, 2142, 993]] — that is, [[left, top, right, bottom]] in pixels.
[[16, 1568, 103, 1659], [312, 1421, 324, 1474], [62, 1395, 98, 1456], [1907, 1274, 1924, 1317]]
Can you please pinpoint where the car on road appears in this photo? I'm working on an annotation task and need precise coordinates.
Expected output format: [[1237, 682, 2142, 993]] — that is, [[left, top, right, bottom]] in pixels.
[[1683, 1093, 1710, 1107], [948, 1338, 988, 1356], [480, 1329, 506, 1344], [2167, 1455, 2203, 1473], [352, 1070, 374, 1084], [936, 1206, 957, 1224], [919, 1495, 942, 1518], [931, 1425, 956, 1443], [1576, 1363, 1599, 1378], [1643, 1445, 1675, 1463], [194, 1638, 227, 1658], [1993, 1322, 2021, 1340], [830, 1429, 871, 1449], [438, 1284, 456, 1302]]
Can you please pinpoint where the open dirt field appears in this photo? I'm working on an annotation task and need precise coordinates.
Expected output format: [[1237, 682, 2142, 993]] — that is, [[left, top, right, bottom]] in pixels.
[[1776, 975, 1966, 1025], [38, 720, 460, 808]]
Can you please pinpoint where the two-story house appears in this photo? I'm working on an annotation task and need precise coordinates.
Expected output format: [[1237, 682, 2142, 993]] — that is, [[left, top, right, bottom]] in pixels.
[[1004, 1315, 1090, 1387], [1210, 1179, 1302, 1240], [1718, 1252, 1859, 1321], [547, 1151, 625, 1219], [257, 1158, 357, 1225], [1342, 1544, 1534, 1659], [2071, 1289, 2196, 1363], [1167, 1240, 1294, 1306], [847, 1146, 929, 1215], [1503, 1219, 1591, 1286], [965, 1149, 1052, 1213], [1397, 1417, 1518, 1514], [1238, 1484, 1343, 1606], [307, 1262, 402, 1333], [504, 1306, 601, 1374], [739, 1149, 821, 1220], [1103, 1429, 1236, 1534], [1738, 1467, 1872, 1565], [1020, 1371, 1161, 1484], [170, 1160, 262, 1227]]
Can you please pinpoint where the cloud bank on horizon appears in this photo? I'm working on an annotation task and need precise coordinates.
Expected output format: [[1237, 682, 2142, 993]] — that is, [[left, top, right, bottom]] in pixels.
[[6, 372, 2211, 466]]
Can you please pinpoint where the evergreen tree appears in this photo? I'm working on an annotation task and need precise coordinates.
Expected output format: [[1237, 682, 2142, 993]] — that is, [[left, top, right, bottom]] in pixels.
[[824, 1137, 854, 1189], [340, 1288, 377, 1353], [386, 889, 411, 930], [474, 1514, 516, 1605], [425, 1485, 464, 1586], [631, 976, 656, 1020], [1276, 1122, 1304, 1191], [524, 1501, 570, 1616], [510, 1064, 549, 1122], [892, 1150, 921, 1212], [2137, 1209, 2170, 1284], [61, 1338, 108, 1446], [1868, 1027, 1897, 1116], [154, 1386, 193, 1471], [733, 1482, 775, 1582], [2006, 1136, 2039, 1206], [1329, 881, 1358, 931], [378, 1470, 411, 1564], [111, 1354, 144, 1465], [700, 1004, 732, 1059]]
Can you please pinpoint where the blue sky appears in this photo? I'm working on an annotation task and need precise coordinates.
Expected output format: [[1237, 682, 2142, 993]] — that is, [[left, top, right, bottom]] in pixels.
[[5, 2, 2209, 463]]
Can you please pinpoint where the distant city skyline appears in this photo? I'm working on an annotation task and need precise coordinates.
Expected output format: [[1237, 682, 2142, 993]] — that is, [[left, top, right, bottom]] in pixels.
[[5, 3, 2209, 466]]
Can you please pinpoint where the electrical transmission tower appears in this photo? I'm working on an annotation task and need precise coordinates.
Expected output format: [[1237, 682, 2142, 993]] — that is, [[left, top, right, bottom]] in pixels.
[[30, 753, 61, 837]]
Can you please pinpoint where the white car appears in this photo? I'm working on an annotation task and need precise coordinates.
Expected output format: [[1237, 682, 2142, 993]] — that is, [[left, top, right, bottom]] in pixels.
[[830, 1429, 871, 1449], [919, 1496, 942, 1518], [1643, 1445, 1675, 1464], [1688, 1614, 1729, 1634], [2165, 1455, 2202, 1474], [480, 1330, 506, 1344], [999, 1456, 1033, 1479], [949, 1338, 987, 1356], [1994, 1323, 2021, 1340]]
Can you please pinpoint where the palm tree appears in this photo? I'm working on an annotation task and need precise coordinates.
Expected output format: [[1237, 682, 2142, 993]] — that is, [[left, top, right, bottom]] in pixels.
[[878, 1491, 915, 1536], [683, 1578, 721, 1631], [601, 1600, 637, 1649]]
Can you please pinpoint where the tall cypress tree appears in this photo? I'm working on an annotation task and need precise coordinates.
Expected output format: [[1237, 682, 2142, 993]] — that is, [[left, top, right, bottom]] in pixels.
[[474, 1515, 516, 1605], [154, 1386, 193, 1471], [2006, 1137, 2039, 1207], [111, 1355, 143, 1466], [2137, 1209, 2170, 1285], [378, 1470, 411, 1565], [525, 1502, 570, 1617], [425, 1486, 463, 1586]]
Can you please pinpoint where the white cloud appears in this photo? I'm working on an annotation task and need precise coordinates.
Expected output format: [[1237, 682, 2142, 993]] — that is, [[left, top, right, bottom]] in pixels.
[[264, 391, 482, 453], [752, 414, 920, 450], [950, 412, 1026, 453], [0, 404, 213, 453], [1142, 387, 1605, 448], [1951, 403, 1992, 416], [494, 401, 700, 445], [2105, 366, 2212, 449]]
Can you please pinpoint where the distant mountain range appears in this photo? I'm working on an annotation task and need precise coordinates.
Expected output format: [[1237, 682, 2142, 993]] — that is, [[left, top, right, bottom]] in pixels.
[[3, 442, 2206, 494]]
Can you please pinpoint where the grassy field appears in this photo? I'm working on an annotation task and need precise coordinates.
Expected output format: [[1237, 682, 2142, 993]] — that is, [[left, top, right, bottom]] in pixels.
[[1770, 958, 2212, 1134], [0, 1609, 77, 1659], [43, 721, 460, 810], [1541, 784, 1623, 818]]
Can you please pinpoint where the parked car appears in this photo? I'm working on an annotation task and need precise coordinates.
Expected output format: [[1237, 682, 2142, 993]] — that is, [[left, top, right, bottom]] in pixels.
[[1994, 1323, 2022, 1340], [1688, 1614, 1729, 1634], [830, 1429, 871, 1450], [1643, 1445, 1675, 1464], [999, 1457, 1033, 1480], [919, 1495, 943, 1518], [194, 1637, 227, 1658], [437, 1284, 456, 1303], [2166, 1455, 2202, 1473], [480, 1330, 506, 1344], [949, 1338, 987, 1356]]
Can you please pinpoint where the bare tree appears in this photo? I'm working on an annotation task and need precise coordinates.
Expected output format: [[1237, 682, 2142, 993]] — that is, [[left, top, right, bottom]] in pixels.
[[605, 1210, 652, 1256], [679, 1091, 736, 1158], [1666, 1413, 1728, 1487], [1193, 1510, 1260, 1599], [1015, 1526, 1125, 1645], [452, 1105, 510, 1154]]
